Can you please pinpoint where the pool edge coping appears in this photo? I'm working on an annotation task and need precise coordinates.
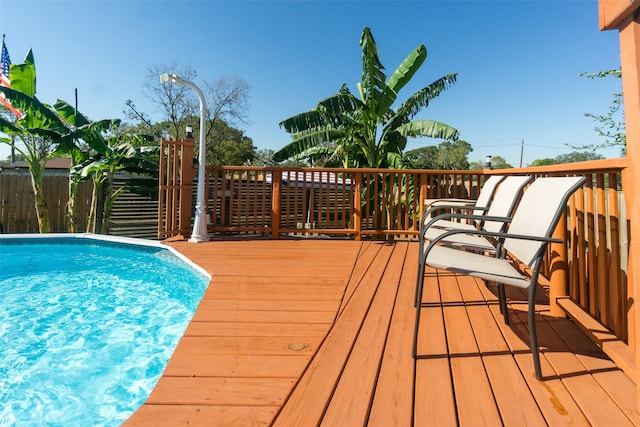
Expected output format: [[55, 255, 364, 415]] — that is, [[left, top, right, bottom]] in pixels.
[[0, 233, 212, 282]]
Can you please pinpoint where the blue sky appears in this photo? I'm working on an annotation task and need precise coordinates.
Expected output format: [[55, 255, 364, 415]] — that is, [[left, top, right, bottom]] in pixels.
[[0, 0, 623, 167]]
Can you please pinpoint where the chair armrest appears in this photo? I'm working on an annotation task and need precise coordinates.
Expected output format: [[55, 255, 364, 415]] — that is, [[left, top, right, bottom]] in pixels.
[[424, 198, 477, 210], [422, 227, 562, 260], [420, 203, 488, 228], [422, 212, 510, 232]]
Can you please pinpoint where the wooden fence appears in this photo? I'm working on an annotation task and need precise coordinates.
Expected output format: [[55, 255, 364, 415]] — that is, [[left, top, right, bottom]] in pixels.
[[0, 171, 92, 233], [0, 171, 158, 238]]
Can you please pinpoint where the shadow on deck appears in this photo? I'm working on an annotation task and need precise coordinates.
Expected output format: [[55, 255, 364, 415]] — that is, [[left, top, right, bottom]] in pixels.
[[124, 239, 639, 426]]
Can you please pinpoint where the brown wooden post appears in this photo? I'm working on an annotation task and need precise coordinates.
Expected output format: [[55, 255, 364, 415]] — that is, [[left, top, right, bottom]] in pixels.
[[157, 139, 167, 239], [353, 173, 362, 241], [549, 210, 568, 317], [599, 0, 640, 393], [596, 174, 610, 326], [619, 17, 640, 388], [179, 138, 195, 237], [419, 173, 428, 225], [608, 173, 625, 340], [270, 169, 282, 239]]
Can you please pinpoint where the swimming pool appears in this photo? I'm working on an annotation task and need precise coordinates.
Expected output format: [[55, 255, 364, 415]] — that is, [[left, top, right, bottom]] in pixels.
[[0, 234, 209, 426]]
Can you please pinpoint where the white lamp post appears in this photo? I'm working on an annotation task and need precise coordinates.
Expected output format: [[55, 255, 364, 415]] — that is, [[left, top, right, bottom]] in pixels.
[[160, 73, 210, 243], [485, 155, 493, 170]]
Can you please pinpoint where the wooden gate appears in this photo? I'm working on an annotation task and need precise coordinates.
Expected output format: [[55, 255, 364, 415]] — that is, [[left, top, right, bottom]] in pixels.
[[157, 138, 194, 239]]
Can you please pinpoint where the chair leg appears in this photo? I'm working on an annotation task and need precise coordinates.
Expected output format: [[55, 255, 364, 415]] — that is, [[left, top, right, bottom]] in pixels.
[[528, 283, 542, 380], [414, 257, 425, 308], [412, 267, 426, 358], [414, 237, 426, 307], [498, 283, 509, 325], [497, 282, 504, 314]]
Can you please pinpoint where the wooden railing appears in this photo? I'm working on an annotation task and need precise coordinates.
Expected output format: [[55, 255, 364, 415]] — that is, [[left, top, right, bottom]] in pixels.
[[515, 160, 629, 340], [201, 166, 492, 240], [157, 139, 630, 375]]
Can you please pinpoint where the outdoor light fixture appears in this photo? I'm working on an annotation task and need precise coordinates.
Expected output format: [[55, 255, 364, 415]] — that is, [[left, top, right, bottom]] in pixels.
[[160, 72, 210, 243], [186, 125, 193, 138], [485, 155, 493, 170]]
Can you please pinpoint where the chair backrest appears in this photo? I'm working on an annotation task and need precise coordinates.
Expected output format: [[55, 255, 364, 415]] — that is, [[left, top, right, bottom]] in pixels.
[[471, 175, 505, 217], [504, 176, 586, 266], [482, 175, 532, 233]]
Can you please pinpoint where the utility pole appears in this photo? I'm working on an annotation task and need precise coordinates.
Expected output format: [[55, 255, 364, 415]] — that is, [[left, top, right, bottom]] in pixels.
[[519, 138, 524, 168]]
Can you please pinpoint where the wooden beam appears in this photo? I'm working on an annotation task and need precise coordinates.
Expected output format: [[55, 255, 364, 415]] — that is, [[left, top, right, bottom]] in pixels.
[[599, 0, 640, 30], [270, 169, 282, 239], [557, 296, 635, 378], [549, 211, 568, 317], [601, 2, 640, 401]]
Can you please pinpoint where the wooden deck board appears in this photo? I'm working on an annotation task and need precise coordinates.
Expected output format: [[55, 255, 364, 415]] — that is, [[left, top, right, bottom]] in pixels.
[[337, 241, 383, 316], [368, 243, 418, 427], [321, 242, 409, 426], [124, 238, 638, 426], [486, 302, 591, 426], [444, 302, 502, 426], [184, 321, 330, 337], [466, 303, 546, 426], [272, 242, 396, 426], [414, 268, 458, 426], [511, 301, 635, 427], [126, 405, 278, 426], [146, 377, 296, 405]]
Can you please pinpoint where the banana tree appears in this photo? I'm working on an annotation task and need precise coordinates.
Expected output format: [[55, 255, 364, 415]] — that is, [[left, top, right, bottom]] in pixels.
[[53, 100, 114, 232], [73, 135, 157, 234], [0, 88, 115, 233], [275, 26, 459, 168], [274, 27, 459, 233], [0, 85, 71, 232]]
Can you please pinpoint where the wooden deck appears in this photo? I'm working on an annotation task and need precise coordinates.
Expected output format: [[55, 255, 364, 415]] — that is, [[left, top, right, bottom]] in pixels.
[[124, 238, 639, 426]]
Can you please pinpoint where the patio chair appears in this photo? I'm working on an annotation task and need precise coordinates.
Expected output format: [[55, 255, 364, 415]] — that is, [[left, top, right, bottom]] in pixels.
[[420, 175, 505, 228], [415, 175, 503, 292], [412, 175, 586, 380], [415, 175, 531, 307]]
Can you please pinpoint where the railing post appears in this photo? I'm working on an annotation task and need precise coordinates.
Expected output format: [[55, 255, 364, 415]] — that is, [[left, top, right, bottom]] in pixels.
[[549, 210, 568, 317], [353, 173, 362, 241], [270, 169, 282, 239], [419, 173, 428, 224], [179, 138, 195, 237], [157, 139, 167, 239], [599, 0, 640, 402]]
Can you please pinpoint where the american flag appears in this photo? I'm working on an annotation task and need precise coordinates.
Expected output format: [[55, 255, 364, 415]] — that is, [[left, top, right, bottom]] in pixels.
[[1, 35, 24, 119]]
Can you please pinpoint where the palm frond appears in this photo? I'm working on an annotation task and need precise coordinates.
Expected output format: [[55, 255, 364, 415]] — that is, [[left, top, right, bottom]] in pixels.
[[295, 144, 336, 161], [359, 27, 386, 112], [385, 151, 407, 169], [397, 73, 458, 120], [0, 86, 68, 134], [379, 128, 408, 153], [53, 99, 91, 127], [318, 93, 363, 117], [396, 119, 459, 141], [380, 44, 427, 115], [279, 109, 328, 134], [0, 116, 21, 134], [272, 129, 345, 162]]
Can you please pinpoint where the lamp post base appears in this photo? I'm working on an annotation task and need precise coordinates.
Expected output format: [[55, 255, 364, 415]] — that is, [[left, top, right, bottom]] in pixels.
[[189, 209, 210, 243]]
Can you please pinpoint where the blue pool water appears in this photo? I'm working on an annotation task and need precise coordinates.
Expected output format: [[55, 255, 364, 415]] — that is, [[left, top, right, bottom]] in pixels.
[[0, 236, 209, 426]]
